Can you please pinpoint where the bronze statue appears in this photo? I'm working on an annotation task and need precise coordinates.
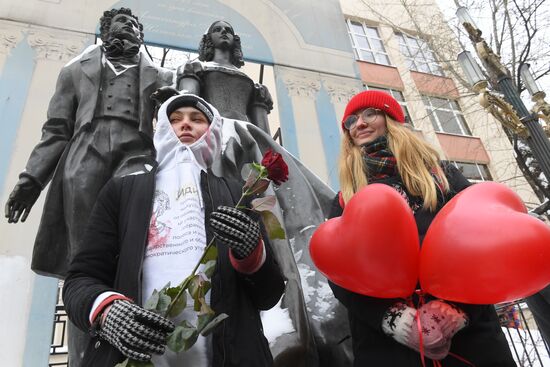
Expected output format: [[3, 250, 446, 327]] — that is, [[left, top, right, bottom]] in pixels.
[[4, 8, 173, 365], [175, 20, 352, 367], [177, 20, 273, 133], [5, 7, 173, 277]]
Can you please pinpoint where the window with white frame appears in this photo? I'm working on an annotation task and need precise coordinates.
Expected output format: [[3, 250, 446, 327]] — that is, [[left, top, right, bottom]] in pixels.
[[395, 33, 443, 76], [451, 161, 492, 182], [423, 96, 472, 136], [366, 86, 413, 125], [346, 19, 391, 66]]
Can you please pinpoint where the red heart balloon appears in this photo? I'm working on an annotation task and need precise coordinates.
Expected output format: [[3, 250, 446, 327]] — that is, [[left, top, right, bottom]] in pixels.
[[420, 182, 550, 304], [309, 184, 420, 298]]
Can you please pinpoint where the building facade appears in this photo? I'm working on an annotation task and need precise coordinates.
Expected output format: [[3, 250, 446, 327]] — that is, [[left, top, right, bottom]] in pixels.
[[0, 0, 540, 365]]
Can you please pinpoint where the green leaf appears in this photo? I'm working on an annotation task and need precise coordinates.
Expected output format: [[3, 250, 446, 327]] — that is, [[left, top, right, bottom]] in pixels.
[[143, 290, 159, 312], [201, 245, 218, 264], [167, 291, 187, 318], [251, 162, 264, 174], [241, 164, 259, 189], [167, 321, 198, 352], [145, 283, 173, 315], [187, 275, 202, 299], [200, 280, 212, 297], [199, 298, 214, 315], [259, 210, 286, 240], [156, 289, 172, 315], [200, 313, 229, 336], [247, 179, 270, 196], [251, 195, 276, 212], [165, 285, 182, 299], [196, 313, 215, 333], [203, 259, 216, 278]]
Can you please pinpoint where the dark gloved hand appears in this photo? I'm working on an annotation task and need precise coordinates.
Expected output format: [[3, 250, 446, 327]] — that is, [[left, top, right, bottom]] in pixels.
[[210, 206, 260, 259], [151, 86, 180, 105], [98, 300, 175, 361], [5, 176, 41, 223]]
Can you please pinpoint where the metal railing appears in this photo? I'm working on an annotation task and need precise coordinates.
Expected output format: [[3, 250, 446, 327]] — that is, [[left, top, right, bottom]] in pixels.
[[273, 127, 283, 146], [48, 268, 549, 365], [497, 300, 550, 366], [49, 281, 68, 367]]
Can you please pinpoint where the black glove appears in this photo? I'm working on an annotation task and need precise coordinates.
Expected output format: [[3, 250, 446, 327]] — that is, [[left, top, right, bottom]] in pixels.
[[150, 86, 180, 105], [5, 176, 41, 223], [98, 300, 175, 361], [210, 206, 260, 259]]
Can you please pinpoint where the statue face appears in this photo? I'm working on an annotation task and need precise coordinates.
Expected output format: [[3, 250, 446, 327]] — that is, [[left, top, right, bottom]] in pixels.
[[209, 21, 234, 50], [109, 13, 142, 44]]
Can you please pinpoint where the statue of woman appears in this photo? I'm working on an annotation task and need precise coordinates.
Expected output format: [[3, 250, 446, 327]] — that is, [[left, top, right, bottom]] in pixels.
[[177, 20, 273, 133]]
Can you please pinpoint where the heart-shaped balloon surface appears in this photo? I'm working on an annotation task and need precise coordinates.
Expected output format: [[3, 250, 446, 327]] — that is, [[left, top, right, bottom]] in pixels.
[[309, 184, 420, 298], [420, 182, 550, 304]]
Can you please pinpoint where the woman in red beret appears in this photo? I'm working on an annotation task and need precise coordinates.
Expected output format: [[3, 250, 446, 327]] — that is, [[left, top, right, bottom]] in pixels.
[[327, 90, 516, 366]]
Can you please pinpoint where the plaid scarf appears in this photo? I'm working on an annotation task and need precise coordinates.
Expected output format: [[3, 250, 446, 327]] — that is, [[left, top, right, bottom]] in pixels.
[[361, 136, 397, 180]]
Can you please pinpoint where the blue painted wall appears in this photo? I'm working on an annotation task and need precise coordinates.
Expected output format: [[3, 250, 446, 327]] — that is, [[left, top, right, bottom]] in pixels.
[[23, 276, 58, 367], [0, 36, 36, 196], [111, 0, 274, 64], [315, 85, 341, 190], [275, 74, 299, 158], [270, 0, 353, 53]]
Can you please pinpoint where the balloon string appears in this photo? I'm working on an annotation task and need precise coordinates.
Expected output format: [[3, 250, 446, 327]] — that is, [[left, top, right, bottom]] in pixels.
[[416, 309, 427, 367], [415, 290, 427, 367], [413, 290, 476, 367], [448, 352, 476, 366]]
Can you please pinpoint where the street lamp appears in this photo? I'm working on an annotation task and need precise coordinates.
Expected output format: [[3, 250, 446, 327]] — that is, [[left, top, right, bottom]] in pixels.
[[456, 6, 550, 181], [458, 51, 527, 137], [457, 51, 486, 91], [519, 63, 550, 128]]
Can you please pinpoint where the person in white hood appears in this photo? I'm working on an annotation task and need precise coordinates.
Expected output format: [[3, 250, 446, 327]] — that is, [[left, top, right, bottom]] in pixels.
[[62, 93, 285, 367]]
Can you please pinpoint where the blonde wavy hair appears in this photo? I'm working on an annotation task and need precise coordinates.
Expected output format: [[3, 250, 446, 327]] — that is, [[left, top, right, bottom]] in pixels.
[[338, 116, 449, 211]]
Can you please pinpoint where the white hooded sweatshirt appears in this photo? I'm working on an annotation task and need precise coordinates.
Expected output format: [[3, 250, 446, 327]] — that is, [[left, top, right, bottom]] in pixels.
[[143, 94, 223, 367], [89, 94, 223, 366]]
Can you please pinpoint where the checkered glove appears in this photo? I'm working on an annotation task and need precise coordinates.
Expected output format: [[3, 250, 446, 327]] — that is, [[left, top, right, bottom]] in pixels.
[[98, 300, 175, 361], [210, 206, 260, 259]]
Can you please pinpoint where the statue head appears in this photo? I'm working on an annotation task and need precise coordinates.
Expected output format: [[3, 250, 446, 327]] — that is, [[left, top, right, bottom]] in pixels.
[[99, 8, 144, 46], [198, 20, 244, 68]]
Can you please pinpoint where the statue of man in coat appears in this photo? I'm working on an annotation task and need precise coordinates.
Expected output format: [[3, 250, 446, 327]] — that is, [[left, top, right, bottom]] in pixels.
[[4, 8, 173, 366], [5, 7, 173, 277]]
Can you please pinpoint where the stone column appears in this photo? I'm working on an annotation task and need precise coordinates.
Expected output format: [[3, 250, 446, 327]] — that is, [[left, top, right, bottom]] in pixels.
[[0, 22, 24, 72], [0, 27, 88, 367], [279, 66, 330, 182], [322, 75, 362, 131]]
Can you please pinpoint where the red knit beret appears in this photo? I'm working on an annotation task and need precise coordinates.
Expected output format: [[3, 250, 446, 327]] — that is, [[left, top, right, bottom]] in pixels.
[[342, 90, 405, 130]]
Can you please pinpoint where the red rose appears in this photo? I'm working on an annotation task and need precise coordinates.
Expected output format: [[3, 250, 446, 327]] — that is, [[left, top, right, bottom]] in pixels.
[[261, 149, 289, 185]]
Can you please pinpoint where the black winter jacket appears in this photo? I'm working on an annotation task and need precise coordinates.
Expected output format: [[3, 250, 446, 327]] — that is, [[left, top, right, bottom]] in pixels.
[[63, 169, 285, 367], [329, 164, 516, 367]]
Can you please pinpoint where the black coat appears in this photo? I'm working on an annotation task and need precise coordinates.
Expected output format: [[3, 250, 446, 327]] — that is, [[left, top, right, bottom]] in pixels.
[[63, 169, 285, 367], [329, 164, 516, 367], [29, 46, 174, 278]]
